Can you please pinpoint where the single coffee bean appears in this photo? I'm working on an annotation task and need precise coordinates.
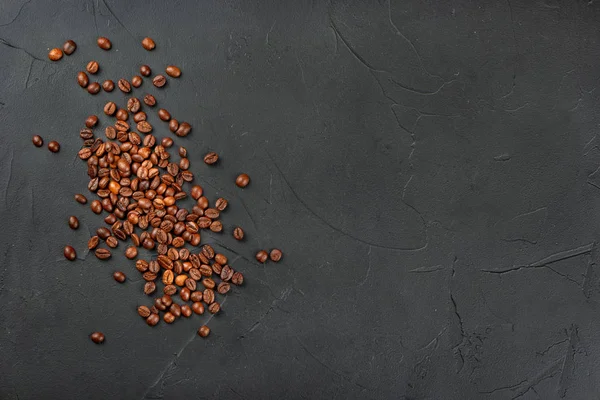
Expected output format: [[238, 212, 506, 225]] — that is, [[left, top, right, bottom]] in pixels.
[[137, 121, 152, 133], [209, 221, 223, 233], [180, 287, 191, 302], [64, 245, 77, 261], [220, 265, 234, 282], [140, 65, 151, 76], [175, 122, 191, 137], [102, 80, 115, 92], [208, 302, 220, 314], [77, 71, 89, 88], [198, 325, 210, 337], [158, 109, 171, 121], [125, 246, 138, 259], [231, 271, 244, 286], [199, 265, 212, 277], [75, 194, 88, 204], [190, 291, 203, 302], [138, 305, 151, 318], [189, 185, 203, 200], [115, 109, 128, 121], [88, 236, 99, 250], [133, 111, 147, 123], [270, 249, 283, 262], [154, 298, 167, 311], [97, 37, 112, 50], [118, 79, 131, 93], [211, 263, 223, 275], [142, 37, 155, 50], [143, 94, 156, 106], [236, 173, 250, 188], [63, 40, 77, 55], [161, 295, 173, 307], [152, 75, 166, 88], [48, 48, 63, 61], [174, 274, 187, 287], [214, 253, 227, 265], [215, 198, 228, 211], [203, 289, 215, 304], [48, 141, 60, 153], [32, 135, 43, 147], [86, 61, 99, 74], [198, 196, 209, 209], [181, 305, 192, 318], [85, 115, 99, 128], [115, 120, 129, 132], [165, 65, 181, 78], [233, 226, 244, 240], [113, 271, 126, 283], [95, 248, 112, 260], [170, 303, 181, 318], [104, 101, 117, 116], [163, 284, 177, 295], [68, 216, 79, 229], [144, 281, 156, 295], [146, 313, 160, 326], [90, 332, 105, 344], [80, 128, 94, 140], [127, 97, 141, 113], [105, 236, 118, 248], [163, 312, 175, 324], [87, 82, 101, 94], [192, 302, 205, 315], [201, 278, 215, 289], [217, 282, 231, 295], [178, 146, 187, 157], [150, 306, 159, 314], [256, 250, 268, 263], [131, 75, 143, 88], [202, 245, 215, 259], [169, 119, 179, 132], [91, 200, 102, 214]]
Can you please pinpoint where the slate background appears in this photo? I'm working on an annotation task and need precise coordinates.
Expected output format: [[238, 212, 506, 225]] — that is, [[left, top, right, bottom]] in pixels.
[[1, 0, 600, 399]]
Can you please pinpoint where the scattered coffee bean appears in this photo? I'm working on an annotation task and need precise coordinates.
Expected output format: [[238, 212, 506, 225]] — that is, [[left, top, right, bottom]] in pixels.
[[209, 221, 223, 233], [152, 75, 166, 88], [163, 312, 175, 324], [169, 119, 179, 132], [255, 250, 268, 263], [217, 282, 231, 295], [125, 246, 138, 259], [97, 37, 111, 50], [86, 61, 99, 74], [208, 302, 220, 314], [140, 65, 151, 76], [85, 115, 99, 128], [88, 236, 99, 250], [203, 152, 219, 165], [137, 121, 152, 133], [146, 313, 160, 326], [115, 109, 128, 121], [144, 281, 156, 295], [133, 111, 147, 123], [75, 194, 87, 204], [113, 271, 126, 283], [215, 198, 228, 211], [102, 80, 115, 92], [32, 135, 43, 147], [270, 249, 283, 262], [77, 71, 89, 88], [48, 141, 60, 153], [231, 271, 244, 286], [118, 79, 131, 93], [192, 302, 205, 315], [131, 75, 143, 88], [90, 332, 105, 344], [68, 216, 79, 230], [175, 122, 191, 137], [142, 37, 156, 50], [127, 97, 141, 113], [48, 48, 63, 61], [236, 173, 250, 188], [158, 109, 171, 121], [181, 305, 192, 317], [87, 82, 101, 94], [104, 101, 117, 116], [63, 40, 77, 55], [91, 200, 102, 214], [198, 325, 210, 337], [143, 94, 156, 106], [233, 227, 244, 240], [64, 245, 77, 261], [170, 303, 181, 318], [95, 248, 111, 260], [165, 65, 181, 78], [138, 305, 151, 318]]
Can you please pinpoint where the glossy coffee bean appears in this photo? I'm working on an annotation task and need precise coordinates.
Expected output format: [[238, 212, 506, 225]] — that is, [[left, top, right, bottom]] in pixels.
[[138, 305, 151, 318], [104, 102, 117, 116], [48, 48, 63, 61], [140, 65, 151, 76], [86, 61, 99, 74], [270, 249, 283, 262], [118, 79, 131, 93], [152, 75, 166, 88], [87, 82, 101, 94], [146, 313, 160, 326], [90, 332, 105, 344], [236, 173, 250, 188], [144, 94, 156, 106], [97, 37, 111, 50], [233, 226, 244, 240], [165, 65, 181, 78], [204, 152, 218, 165], [115, 109, 128, 121], [142, 37, 155, 50], [68, 216, 79, 230], [158, 109, 171, 121], [63, 40, 77, 55], [48, 141, 60, 153], [181, 305, 192, 317], [192, 302, 204, 315], [163, 312, 175, 324], [175, 122, 191, 137], [102, 80, 115, 92], [131, 75, 143, 88], [32, 135, 43, 147], [113, 271, 126, 283], [91, 200, 102, 214], [75, 194, 87, 204], [85, 115, 99, 128], [64, 245, 77, 261], [77, 71, 89, 88], [125, 246, 138, 259], [95, 248, 112, 260], [198, 325, 210, 337], [255, 250, 268, 263]]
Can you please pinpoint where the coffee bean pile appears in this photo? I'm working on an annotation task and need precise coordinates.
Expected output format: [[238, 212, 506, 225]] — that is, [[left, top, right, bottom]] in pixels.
[[36, 37, 284, 344]]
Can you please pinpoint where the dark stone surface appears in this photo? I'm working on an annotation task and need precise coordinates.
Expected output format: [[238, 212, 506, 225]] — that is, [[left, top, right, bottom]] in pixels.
[[1, 0, 600, 399]]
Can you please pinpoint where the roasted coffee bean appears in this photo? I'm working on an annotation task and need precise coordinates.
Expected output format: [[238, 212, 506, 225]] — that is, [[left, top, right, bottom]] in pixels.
[[125, 246, 138, 259], [77, 71, 89, 88], [161, 137, 173, 147], [144, 94, 156, 106], [169, 119, 179, 132], [68, 216, 79, 229], [215, 198, 228, 211], [118, 79, 131, 93], [131, 75, 143, 88], [146, 313, 160, 326], [142, 37, 155, 50], [48, 48, 63, 61], [220, 265, 234, 282], [170, 303, 181, 318], [213, 254, 226, 266], [154, 297, 166, 311], [209, 221, 223, 233], [179, 248, 190, 260], [80, 128, 94, 140], [192, 302, 205, 315], [175, 122, 191, 137], [181, 305, 192, 317], [115, 120, 129, 132], [201, 278, 215, 290], [86, 61, 99, 74], [199, 264, 212, 277], [133, 111, 147, 123], [97, 37, 111, 50], [64, 245, 77, 261], [190, 185, 203, 200], [270, 249, 283, 262], [32, 135, 43, 147], [113, 271, 126, 283], [203, 289, 215, 304], [197, 216, 211, 229], [203, 152, 218, 165], [179, 287, 191, 302], [116, 109, 128, 121], [158, 109, 171, 121], [236, 173, 250, 188], [138, 305, 151, 318], [202, 245, 215, 259], [102, 80, 115, 92], [152, 75, 166, 88], [48, 141, 60, 153], [161, 295, 173, 307], [97, 227, 110, 239], [231, 271, 244, 286], [205, 208, 219, 219], [175, 274, 187, 287], [165, 65, 181, 78], [190, 291, 203, 302], [63, 40, 77, 55], [104, 101, 117, 116], [163, 312, 175, 324], [87, 82, 101, 94], [185, 278, 197, 291], [90, 332, 105, 344], [198, 325, 210, 337], [85, 115, 99, 128], [105, 236, 118, 248], [211, 263, 222, 275], [143, 272, 157, 282], [208, 302, 220, 314], [95, 248, 112, 260], [162, 270, 174, 285], [217, 282, 231, 295], [88, 236, 99, 250], [137, 121, 152, 133], [163, 284, 177, 295], [127, 97, 141, 113], [150, 306, 159, 314], [148, 261, 160, 274], [255, 250, 268, 263], [140, 65, 151, 76], [233, 226, 244, 240], [144, 281, 156, 295]]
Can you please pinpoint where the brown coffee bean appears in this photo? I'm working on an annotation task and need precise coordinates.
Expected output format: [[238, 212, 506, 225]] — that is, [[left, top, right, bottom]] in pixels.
[[64, 245, 77, 261], [220, 265, 234, 282], [87, 82, 101, 94], [188, 185, 202, 200], [201, 278, 215, 290], [231, 271, 244, 286], [198, 325, 210, 337], [233, 227, 244, 240], [185, 278, 197, 291], [175, 122, 191, 137], [209, 221, 223, 233], [143, 272, 157, 282], [105, 236, 118, 248], [68, 216, 79, 230], [137, 121, 152, 133], [75, 194, 88, 204], [153, 75, 166, 88], [161, 295, 173, 307], [201, 152, 218, 166], [256, 250, 268, 263], [175, 274, 187, 286], [208, 302, 220, 314], [163, 312, 175, 324], [116, 109, 128, 121], [140, 65, 151, 76], [90, 332, 105, 344], [199, 264, 212, 277], [95, 248, 112, 260], [214, 198, 228, 211], [203, 289, 215, 304], [97, 37, 111, 50], [142, 37, 155, 50], [162, 270, 174, 285], [104, 101, 117, 116], [48, 141, 60, 153], [115, 120, 129, 132], [127, 97, 141, 113], [170, 303, 181, 318], [144, 281, 156, 295], [212, 263, 222, 275], [190, 291, 203, 302], [236, 173, 250, 188], [181, 305, 192, 318], [85, 115, 99, 128], [91, 200, 102, 214], [118, 79, 131, 93], [202, 245, 215, 259], [32, 135, 43, 147], [163, 284, 177, 295], [180, 287, 191, 302], [125, 246, 138, 259], [133, 111, 147, 123], [146, 313, 160, 326], [77, 71, 89, 88], [158, 109, 171, 121], [138, 305, 151, 318], [102, 80, 115, 92], [217, 282, 231, 295], [131, 75, 143, 88], [162, 137, 173, 147], [144, 94, 156, 106], [150, 306, 159, 314], [113, 271, 126, 283], [270, 249, 283, 262], [192, 302, 205, 315], [169, 119, 179, 132], [87, 236, 99, 250], [165, 65, 181, 78], [63, 40, 77, 55], [86, 61, 99, 74], [48, 48, 63, 61]]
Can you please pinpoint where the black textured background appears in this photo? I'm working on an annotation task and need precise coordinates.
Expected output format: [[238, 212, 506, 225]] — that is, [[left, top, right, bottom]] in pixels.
[[1, 0, 600, 399]]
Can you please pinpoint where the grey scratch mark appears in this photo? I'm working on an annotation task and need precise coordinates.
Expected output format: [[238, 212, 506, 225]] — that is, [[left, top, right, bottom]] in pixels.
[[0, 0, 32, 27], [100, 0, 135, 39], [295, 335, 369, 391], [494, 153, 511, 161], [268, 174, 273, 205], [558, 324, 580, 398], [583, 135, 596, 153], [24, 58, 34, 89], [449, 257, 466, 371], [357, 246, 372, 287], [0, 100, 5, 107], [296, 53, 307, 86], [402, 174, 413, 199], [409, 264, 445, 273], [329, 26, 338, 54], [4, 147, 14, 207], [30, 185, 34, 223], [479, 379, 528, 394], [499, 0, 519, 101], [536, 337, 569, 356], [480, 289, 513, 329], [481, 243, 593, 274], [238, 289, 291, 339], [91, 0, 99, 37], [581, 243, 595, 298], [266, 151, 426, 251], [510, 357, 564, 400], [229, 388, 246, 399], [265, 20, 276, 45], [504, 103, 529, 113], [238, 197, 259, 237], [418, 326, 447, 351], [0, 37, 47, 63], [545, 266, 583, 288]]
